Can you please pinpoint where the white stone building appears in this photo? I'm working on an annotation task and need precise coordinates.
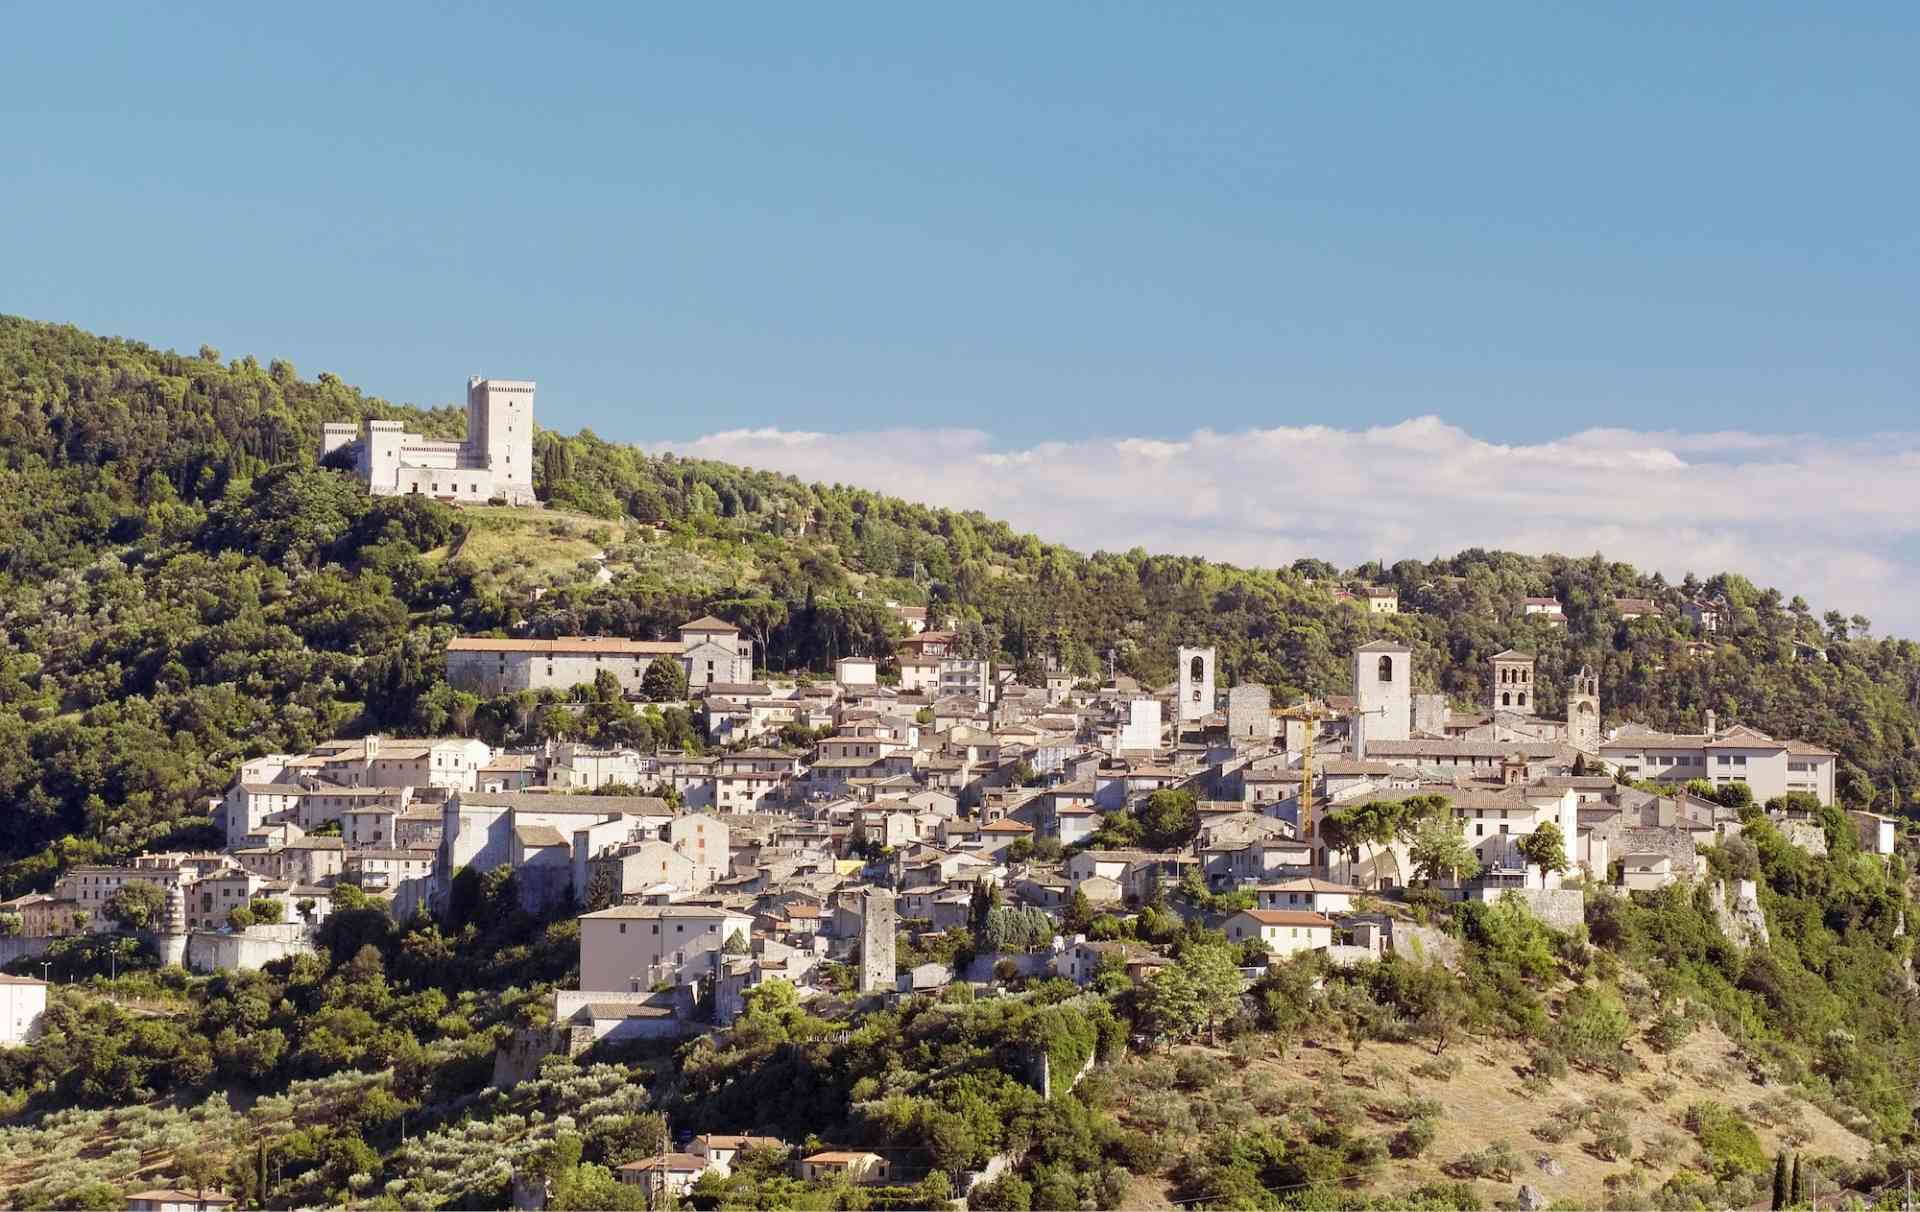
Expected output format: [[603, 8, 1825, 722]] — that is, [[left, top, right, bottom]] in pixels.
[[321, 376, 536, 504], [0, 975, 48, 1046], [578, 904, 755, 991], [444, 617, 753, 695], [1599, 721, 1836, 805]]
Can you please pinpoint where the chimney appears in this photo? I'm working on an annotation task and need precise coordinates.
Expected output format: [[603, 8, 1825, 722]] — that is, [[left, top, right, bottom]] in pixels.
[[1704, 710, 1717, 740]]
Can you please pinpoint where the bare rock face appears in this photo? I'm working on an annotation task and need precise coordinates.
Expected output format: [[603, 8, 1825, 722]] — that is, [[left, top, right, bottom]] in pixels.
[[1517, 1183, 1548, 1211], [1709, 877, 1771, 949]]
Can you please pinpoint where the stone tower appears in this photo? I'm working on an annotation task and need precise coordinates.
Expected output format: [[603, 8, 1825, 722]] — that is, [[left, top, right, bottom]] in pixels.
[[1176, 646, 1217, 724], [1489, 649, 1536, 713], [1226, 684, 1271, 741], [858, 888, 896, 995], [1353, 641, 1411, 742], [1567, 666, 1601, 751], [466, 377, 536, 497]]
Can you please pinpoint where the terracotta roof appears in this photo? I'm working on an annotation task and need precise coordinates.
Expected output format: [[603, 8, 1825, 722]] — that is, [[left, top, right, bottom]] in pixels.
[[1255, 878, 1363, 895], [447, 635, 680, 655], [620, 1153, 708, 1172], [580, 904, 750, 920], [1237, 909, 1336, 928], [514, 824, 567, 848], [681, 615, 740, 633]]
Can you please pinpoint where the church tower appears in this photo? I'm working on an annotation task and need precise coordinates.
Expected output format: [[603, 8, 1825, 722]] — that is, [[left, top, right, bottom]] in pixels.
[[1177, 646, 1216, 725], [1353, 640, 1411, 742], [1567, 666, 1601, 751], [1489, 649, 1535, 714]]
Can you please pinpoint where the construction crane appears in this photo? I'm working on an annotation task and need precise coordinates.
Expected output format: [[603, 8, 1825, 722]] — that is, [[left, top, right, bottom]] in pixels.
[[1273, 701, 1339, 841], [1272, 698, 1389, 844]]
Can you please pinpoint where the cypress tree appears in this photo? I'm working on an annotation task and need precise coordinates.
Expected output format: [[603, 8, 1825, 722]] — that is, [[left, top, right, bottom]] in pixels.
[[1771, 1152, 1789, 1210], [1789, 1154, 1804, 1207]]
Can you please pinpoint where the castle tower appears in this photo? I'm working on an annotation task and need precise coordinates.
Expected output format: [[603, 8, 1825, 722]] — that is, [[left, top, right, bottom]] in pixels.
[[1489, 649, 1536, 713], [1567, 666, 1601, 751], [858, 888, 896, 995], [1353, 640, 1411, 742], [1176, 646, 1216, 725], [466, 377, 536, 498]]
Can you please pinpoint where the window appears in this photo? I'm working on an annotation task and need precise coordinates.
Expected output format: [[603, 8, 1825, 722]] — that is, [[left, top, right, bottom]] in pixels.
[[1378, 655, 1393, 682]]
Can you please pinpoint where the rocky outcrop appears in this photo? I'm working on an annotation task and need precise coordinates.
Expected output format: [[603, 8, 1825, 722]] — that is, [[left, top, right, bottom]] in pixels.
[[1710, 878, 1770, 949]]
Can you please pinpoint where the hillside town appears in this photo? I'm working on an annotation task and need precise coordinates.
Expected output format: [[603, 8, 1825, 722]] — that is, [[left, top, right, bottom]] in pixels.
[[0, 379, 1889, 1208], [2, 603, 1868, 1080]]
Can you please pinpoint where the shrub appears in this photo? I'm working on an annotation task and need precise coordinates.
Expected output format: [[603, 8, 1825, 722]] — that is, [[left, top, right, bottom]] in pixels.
[[1647, 1010, 1695, 1053], [1174, 1052, 1231, 1091], [1411, 1055, 1462, 1081], [1375, 1094, 1442, 1123], [1684, 1102, 1767, 1178], [1455, 1139, 1520, 1181], [1530, 1046, 1569, 1082], [1394, 1117, 1439, 1159], [1409, 1181, 1483, 1210]]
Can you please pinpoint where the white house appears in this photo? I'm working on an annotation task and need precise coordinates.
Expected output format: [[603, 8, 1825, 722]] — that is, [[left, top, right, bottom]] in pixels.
[[1253, 877, 1360, 914], [835, 656, 878, 687], [0, 975, 48, 1046], [578, 904, 755, 991], [1225, 909, 1335, 959]]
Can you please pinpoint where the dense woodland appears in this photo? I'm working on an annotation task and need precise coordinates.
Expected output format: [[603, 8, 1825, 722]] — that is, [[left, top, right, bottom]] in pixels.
[[7, 317, 1920, 1207]]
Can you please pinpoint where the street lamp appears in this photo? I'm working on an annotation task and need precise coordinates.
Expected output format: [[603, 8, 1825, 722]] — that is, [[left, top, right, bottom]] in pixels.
[[39, 960, 52, 984]]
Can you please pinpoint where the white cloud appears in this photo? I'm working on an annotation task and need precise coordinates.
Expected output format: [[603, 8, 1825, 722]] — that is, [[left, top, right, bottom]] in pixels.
[[653, 416, 1920, 636]]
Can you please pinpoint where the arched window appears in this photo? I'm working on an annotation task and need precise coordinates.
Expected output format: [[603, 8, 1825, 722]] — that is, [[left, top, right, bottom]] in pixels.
[[1517, 692, 1528, 708], [1501, 692, 1511, 707], [1576, 701, 1595, 716], [1377, 655, 1393, 682], [1190, 655, 1205, 681]]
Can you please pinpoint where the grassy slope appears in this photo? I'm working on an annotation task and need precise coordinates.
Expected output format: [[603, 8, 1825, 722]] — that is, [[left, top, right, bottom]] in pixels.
[[1111, 1021, 1868, 1208]]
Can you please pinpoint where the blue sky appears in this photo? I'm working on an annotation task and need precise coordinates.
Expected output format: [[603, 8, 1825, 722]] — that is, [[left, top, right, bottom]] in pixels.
[[9, 4, 1920, 631], [3, 3, 1915, 444]]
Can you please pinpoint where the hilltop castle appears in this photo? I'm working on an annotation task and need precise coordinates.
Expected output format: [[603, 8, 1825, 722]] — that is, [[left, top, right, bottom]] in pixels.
[[320, 377, 536, 505]]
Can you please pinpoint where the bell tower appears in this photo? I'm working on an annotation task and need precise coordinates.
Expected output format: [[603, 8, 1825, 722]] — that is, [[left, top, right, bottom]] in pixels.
[[1490, 649, 1536, 714], [1177, 646, 1216, 724], [1567, 666, 1601, 751]]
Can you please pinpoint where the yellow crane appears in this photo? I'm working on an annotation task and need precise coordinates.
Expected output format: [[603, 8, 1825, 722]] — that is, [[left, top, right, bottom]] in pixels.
[[1273, 701, 1340, 841]]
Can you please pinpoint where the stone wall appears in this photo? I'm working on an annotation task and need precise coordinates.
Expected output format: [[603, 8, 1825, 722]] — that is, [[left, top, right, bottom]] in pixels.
[[0, 936, 56, 968], [185, 924, 315, 972], [1500, 889, 1585, 932]]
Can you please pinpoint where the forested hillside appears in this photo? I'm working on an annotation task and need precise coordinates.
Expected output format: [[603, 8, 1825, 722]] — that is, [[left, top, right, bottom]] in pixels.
[[3, 313, 1919, 892]]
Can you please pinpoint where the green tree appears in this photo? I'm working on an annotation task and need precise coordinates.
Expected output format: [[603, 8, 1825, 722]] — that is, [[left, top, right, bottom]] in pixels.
[[1138, 788, 1198, 850], [641, 655, 688, 702], [1408, 817, 1481, 885], [103, 881, 166, 931], [1517, 822, 1569, 885], [1771, 1152, 1789, 1210]]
